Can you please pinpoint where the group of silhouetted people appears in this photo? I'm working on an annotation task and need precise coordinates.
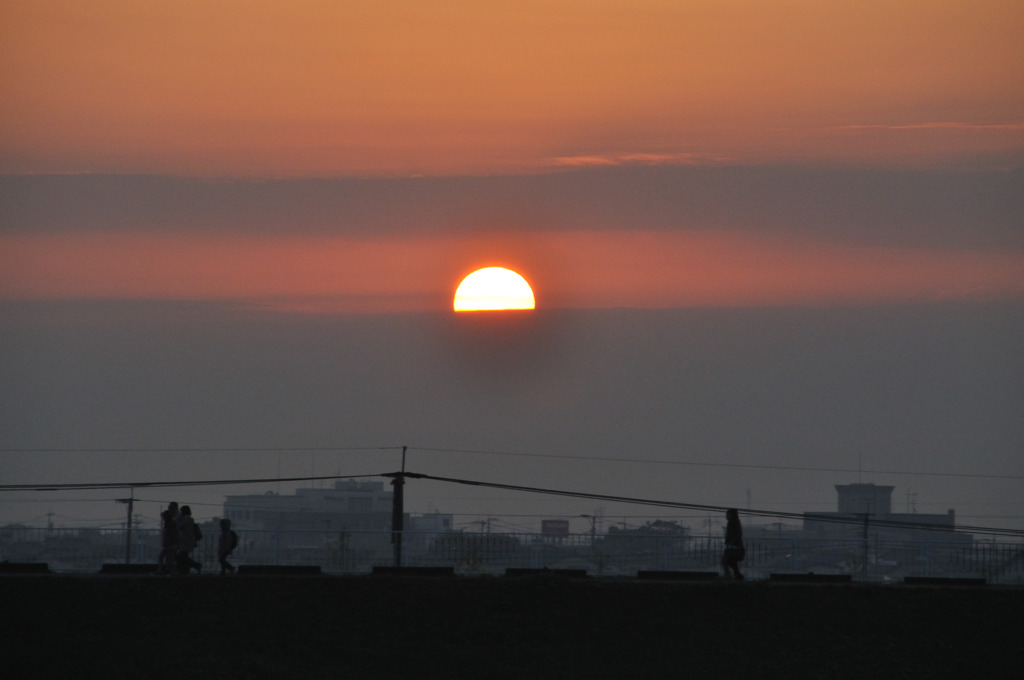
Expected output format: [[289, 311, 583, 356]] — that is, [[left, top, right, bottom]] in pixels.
[[157, 501, 238, 576]]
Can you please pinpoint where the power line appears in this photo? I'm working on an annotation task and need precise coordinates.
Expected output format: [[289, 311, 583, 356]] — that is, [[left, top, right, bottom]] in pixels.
[[0, 446, 399, 454], [7, 493, 1014, 523], [3, 467, 1020, 538], [3, 444, 1018, 481], [412, 446, 1024, 481], [397, 471, 1024, 539], [0, 473, 383, 492]]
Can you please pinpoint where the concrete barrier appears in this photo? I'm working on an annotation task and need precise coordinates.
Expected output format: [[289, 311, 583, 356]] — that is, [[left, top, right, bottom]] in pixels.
[[372, 566, 456, 577], [99, 564, 159, 575], [0, 562, 50, 574], [770, 573, 852, 584], [637, 570, 719, 581], [903, 576, 986, 586], [504, 568, 588, 578], [236, 565, 322, 576]]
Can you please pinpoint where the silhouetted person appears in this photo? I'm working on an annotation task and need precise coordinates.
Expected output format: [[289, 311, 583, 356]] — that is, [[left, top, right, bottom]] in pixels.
[[175, 505, 203, 574], [217, 518, 238, 576], [721, 508, 745, 580], [156, 501, 180, 575]]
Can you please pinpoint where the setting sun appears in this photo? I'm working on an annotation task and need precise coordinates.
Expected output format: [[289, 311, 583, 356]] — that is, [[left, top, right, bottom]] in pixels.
[[453, 267, 535, 312]]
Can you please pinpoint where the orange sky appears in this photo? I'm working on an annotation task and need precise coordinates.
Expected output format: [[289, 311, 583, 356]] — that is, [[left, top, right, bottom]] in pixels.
[[2, 2, 1022, 312], [2, 0, 1022, 175], [3, 231, 1022, 312]]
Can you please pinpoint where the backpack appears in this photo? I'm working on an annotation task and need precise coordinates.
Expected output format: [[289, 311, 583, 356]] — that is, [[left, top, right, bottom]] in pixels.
[[229, 530, 239, 551], [193, 523, 202, 541]]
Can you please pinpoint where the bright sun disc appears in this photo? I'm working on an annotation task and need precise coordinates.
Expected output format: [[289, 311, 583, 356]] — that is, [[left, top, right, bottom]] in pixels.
[[454, 267, 535, 311]]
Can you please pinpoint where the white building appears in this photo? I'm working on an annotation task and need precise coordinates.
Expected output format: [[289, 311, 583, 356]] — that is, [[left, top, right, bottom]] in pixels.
[[803, 483, 958, 542]]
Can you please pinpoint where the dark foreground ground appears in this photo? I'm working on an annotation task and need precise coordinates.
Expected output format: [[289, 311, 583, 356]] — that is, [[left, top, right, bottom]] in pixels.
[[4, 575, 1020, 679]]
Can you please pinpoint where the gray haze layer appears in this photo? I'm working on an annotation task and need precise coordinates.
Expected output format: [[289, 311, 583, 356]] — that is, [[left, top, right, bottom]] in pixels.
[[2, 301, 1020, 532], [3, 167, 1023, 249]]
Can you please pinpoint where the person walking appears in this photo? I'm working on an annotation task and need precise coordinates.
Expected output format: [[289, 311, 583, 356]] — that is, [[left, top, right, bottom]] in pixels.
[[156, 502, 180, 575], [175, 505, 203, 574], [217, 518, 238, 576], [721, 508, 745, 581]]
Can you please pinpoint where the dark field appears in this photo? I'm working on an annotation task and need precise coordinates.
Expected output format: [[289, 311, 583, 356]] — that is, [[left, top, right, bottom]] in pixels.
[[4, 575, 1020, 679]]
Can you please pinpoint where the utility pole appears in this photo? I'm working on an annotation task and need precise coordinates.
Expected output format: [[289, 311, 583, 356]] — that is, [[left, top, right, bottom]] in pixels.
[[390, 446, 407, 567], [579, 515, 597, 546], [116, 489, 134, 565]]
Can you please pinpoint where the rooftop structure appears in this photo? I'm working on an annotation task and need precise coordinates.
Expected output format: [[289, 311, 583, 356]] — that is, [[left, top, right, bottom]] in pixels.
[[803, 483, 958, 542]]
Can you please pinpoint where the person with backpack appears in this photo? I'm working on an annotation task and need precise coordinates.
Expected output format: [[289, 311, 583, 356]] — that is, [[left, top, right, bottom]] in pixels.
[[218, 518, 238, 576], [175, 505, 203, 574], [156, 501, 181, 575]]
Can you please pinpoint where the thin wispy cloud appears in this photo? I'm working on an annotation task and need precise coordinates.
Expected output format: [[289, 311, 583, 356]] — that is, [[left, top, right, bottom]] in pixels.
[[831, 122, 1024, 132], [544, 152, 728, 168]]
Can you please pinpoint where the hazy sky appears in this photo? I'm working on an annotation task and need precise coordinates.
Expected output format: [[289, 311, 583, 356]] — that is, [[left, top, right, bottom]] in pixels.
[[1, 1, 1021, 532], [3, 1, 1022, 175]]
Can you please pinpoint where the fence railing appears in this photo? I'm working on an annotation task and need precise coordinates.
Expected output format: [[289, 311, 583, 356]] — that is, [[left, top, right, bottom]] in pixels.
[[2, 527, 1021, 583]]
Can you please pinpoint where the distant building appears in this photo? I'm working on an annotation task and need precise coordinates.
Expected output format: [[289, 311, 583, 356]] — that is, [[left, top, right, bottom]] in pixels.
[[803, 483, 958, 542], [223, 479, 452, 532], [405, 512, 455, 552], [224, 480, 394, 532], [410, 512, 454, 534], [835, 483, 895, 515], [221, 479, 453, 569]]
